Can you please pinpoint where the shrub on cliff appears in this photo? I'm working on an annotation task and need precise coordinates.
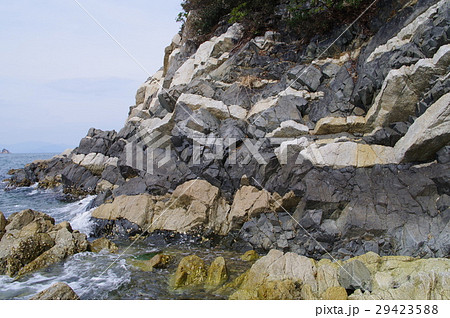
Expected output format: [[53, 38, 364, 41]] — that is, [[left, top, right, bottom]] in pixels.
[[288, 0, 372, 36], [177, 0, 280, 36], [177, 0, 374, 39]]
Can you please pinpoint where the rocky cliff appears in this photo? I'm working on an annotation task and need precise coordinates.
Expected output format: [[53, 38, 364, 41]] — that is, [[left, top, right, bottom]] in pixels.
[[7, 0, 450, 259]]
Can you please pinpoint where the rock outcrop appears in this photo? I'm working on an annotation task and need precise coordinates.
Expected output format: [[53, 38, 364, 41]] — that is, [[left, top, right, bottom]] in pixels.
[[91, 179, 288, 237], [229, 250, 450, 300], [30, 282, 80, 300], [0, 210, 89, 277]]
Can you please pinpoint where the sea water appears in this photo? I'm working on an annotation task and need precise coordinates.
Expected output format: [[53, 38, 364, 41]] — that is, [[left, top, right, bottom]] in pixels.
[[0, 154, 247, 300]]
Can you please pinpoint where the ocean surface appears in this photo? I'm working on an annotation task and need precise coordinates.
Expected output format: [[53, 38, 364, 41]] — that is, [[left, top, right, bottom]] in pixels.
[[0, 154, 245, 300]]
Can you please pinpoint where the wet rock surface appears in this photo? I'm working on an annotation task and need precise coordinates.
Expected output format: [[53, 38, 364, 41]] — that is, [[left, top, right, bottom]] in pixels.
[[30, 282, 80, 300], [0, 210, 89, 277]]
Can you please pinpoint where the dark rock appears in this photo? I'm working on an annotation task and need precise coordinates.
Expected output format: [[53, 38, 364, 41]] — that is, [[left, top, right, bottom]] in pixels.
[[437, 146, 450, 164], [288, 65, 322, 91], [113, 177, 147, 197]]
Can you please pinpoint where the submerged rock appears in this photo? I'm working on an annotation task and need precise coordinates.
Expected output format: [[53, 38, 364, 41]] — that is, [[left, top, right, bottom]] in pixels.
[[240, 250, 259, 262], [230, 249, 316, 300], [30, 282, 80, 300], [131, 253, 172, 272], [90, 237, 118, 253]]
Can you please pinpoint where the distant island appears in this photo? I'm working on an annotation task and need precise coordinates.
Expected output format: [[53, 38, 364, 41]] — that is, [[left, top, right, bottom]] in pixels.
[[1, 148, 11, 154]]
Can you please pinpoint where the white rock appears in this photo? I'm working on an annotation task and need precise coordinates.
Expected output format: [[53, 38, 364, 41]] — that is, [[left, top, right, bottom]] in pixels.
[[266, 120, 309, 138], [178, 93, 247, 120], [247, 96, 278, 118], [171, 24, 244, 87], [139, 112, 174, 135], [71, 154, 85, 165], [274, 137, 310, 165], [298, 141, 397, 168]]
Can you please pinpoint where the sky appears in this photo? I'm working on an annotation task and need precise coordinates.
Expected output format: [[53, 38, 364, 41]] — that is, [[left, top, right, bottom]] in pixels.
[[0, 0, 182, 152]]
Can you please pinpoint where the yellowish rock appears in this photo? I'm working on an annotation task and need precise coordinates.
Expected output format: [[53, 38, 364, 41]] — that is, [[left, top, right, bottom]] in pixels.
[[313, 116, 366, 135], [90, 237, 118, 253], [173, 255, 207, 288], [205, 256, 229, 288], [323, 286, 348, 300], [240, 250, 260, 262], [131, 254, 172, 272]]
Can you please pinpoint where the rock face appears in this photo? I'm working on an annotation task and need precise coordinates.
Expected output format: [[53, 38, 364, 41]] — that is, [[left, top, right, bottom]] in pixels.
[[0, 210, 89, 277], [6, 0, 450, 259], [30, 282, 80, 300], [229, 250, 450, 300], [1, 148, 10, 154]]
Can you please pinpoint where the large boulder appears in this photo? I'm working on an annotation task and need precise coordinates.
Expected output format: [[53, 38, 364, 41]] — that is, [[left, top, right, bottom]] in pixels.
[[229, 249, 317, 300], [92, 179, 231, 235], [205, 256, 229, 288], [91, 194, 156, 230], [0, 210, 89, 277], [173, 255, 207, 288], [338, 259, 372, 292], [178, 93, 247, 120], [395, 93, 450, 162], [312, 116, 366, 135], [226, 186, 280, 233], [30, 282, 80, 300]]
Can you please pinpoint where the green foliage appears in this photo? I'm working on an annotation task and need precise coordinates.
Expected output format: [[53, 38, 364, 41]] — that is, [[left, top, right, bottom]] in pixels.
[[229, 3, 249, 24], [177, 0, 370, 38], [287, 0, 366, 35], [177, 0, 280, 36]]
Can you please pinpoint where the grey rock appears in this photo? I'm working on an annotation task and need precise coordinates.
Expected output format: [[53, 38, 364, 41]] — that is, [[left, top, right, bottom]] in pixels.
[[288, 65, 322, 91], [437, 146, 450, 164], [338, 260, 372, 292]]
